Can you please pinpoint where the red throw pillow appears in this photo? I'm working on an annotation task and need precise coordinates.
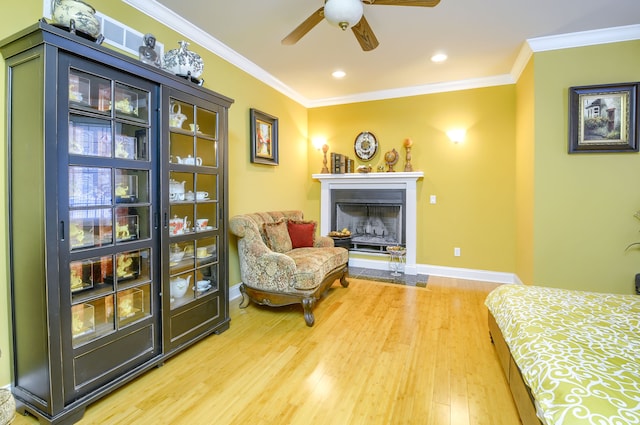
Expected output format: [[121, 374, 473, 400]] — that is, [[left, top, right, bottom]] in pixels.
[[287, 220, 316, 248]]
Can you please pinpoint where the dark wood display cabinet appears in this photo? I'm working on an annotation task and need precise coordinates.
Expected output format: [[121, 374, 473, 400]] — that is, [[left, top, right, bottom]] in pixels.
[[0, 21, 233, 425]]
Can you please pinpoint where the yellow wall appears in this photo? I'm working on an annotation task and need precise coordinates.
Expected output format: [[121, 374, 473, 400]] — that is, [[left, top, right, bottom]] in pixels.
[[532, 40, 640, 293], [308, 86, 517, 272], [515, 59, 535, 284]]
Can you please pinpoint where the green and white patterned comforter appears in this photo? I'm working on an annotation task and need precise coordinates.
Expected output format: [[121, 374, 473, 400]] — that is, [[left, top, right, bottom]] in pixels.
[[485, 284, 640, 425]]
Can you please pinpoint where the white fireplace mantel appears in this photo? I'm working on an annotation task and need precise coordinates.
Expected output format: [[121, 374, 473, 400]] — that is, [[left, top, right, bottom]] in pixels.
[[312, 172, 424, 275]]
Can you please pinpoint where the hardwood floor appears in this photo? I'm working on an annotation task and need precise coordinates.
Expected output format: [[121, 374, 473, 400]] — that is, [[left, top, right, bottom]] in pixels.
[[13, 276, 521, 425]]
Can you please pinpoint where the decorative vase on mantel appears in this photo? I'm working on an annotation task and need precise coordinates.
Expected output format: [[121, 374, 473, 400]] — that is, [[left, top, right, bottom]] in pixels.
[[162, 41, 204, 85]]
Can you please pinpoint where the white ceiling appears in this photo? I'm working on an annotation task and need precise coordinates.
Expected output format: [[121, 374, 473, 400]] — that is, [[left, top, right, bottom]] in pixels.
[[126, 0, 640, 107]]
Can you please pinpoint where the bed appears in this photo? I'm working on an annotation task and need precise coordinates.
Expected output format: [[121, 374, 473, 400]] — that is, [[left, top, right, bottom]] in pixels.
[[485, 284, 640, 425]]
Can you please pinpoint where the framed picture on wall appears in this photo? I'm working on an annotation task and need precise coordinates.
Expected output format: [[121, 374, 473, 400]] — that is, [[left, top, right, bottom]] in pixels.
[[568, 83, 639, 153], [250, 108, 279, 165]]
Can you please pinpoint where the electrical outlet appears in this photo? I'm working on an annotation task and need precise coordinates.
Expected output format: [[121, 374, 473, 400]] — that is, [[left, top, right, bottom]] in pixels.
[[454, 247, 461, 257], [430, 195, 436, 204]]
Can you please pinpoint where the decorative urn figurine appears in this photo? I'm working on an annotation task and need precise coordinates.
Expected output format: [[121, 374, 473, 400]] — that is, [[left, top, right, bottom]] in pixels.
[[384, 148, 399, 172], [51, 0, 101, 39], [163, 41, 204, 81]]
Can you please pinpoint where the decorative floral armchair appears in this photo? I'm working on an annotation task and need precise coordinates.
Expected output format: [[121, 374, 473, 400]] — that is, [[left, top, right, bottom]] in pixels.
[[229, 210, 349, 326]]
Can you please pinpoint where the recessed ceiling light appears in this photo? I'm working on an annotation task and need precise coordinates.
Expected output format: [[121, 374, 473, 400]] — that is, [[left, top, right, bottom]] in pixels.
[[332, 70, 346, 79], [431, 53, 447, 63]]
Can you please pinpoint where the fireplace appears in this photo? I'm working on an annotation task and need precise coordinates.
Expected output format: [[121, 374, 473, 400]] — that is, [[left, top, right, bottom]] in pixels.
[[313, 172, 423, 275], [332, 189, 405, 252]]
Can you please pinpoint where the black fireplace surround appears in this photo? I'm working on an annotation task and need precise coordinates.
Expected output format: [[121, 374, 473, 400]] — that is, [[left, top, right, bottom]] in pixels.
[[331, 189, 406, 252]]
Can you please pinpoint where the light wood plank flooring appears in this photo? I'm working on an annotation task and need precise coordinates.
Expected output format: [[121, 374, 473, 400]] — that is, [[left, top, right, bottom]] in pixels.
[[12, 276, 521, 425]]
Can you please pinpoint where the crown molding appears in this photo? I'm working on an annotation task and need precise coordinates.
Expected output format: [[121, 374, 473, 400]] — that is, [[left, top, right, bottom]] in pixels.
[[122, 0, 308, 106], [306, 74, 515, 108], [121, 1, 640, 108], [527, 24, 640, 52], [509, 42, 533, 83]]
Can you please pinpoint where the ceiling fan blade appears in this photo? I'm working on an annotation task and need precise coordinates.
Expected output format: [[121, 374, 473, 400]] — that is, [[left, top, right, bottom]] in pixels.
[[282, 7, 325, 45], [364, 0, 441, 6], [351, 16, 379, 51]]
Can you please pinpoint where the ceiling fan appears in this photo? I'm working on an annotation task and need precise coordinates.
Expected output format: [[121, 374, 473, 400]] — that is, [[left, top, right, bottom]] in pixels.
[[282, 0, 441, 51]]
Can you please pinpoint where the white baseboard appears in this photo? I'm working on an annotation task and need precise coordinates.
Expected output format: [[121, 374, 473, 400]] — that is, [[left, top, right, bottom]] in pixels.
[[417, 264, 518, 284], [229, 283, 242, 301], [349, 257, 519, 284], [228, 259, 520, 302]]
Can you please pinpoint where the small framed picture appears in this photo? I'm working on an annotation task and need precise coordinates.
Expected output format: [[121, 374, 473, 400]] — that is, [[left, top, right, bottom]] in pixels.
[[568, 83, 639, 153], [250, 108, 279, 165]]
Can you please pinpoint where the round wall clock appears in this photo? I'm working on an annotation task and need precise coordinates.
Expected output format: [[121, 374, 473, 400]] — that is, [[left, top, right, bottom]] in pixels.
[[354, 131, 378, 161]]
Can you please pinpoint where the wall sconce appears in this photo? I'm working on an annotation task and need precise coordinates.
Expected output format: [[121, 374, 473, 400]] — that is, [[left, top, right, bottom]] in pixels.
[[447, 129, 466, 144]]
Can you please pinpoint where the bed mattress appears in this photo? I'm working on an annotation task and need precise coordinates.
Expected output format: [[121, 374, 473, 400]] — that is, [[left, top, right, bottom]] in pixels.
[[485, 284, 640, 425]]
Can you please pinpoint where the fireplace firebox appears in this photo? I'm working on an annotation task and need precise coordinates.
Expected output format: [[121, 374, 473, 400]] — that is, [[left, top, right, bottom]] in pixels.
[[331, 189, 405, 252]]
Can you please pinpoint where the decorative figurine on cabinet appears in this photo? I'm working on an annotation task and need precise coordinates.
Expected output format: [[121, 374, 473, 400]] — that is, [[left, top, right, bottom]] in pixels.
[[139, 33, 161, 68]]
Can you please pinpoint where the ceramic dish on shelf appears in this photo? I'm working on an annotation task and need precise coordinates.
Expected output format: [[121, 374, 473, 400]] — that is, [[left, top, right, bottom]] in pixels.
[[195, 284, 211, 292]]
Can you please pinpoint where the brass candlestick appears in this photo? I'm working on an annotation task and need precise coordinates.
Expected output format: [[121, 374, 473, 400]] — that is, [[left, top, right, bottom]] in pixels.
[[321, 144, 330, 173], [403, 138, 413, 172]]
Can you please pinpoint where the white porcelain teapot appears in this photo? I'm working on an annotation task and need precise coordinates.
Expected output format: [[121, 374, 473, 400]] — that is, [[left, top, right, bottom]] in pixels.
[[170, 275, 191, 298], [169, 215, 188, 235], [169, 102, 187, 128], [169, 179, 186, 200], [175, 155, 202, 166]]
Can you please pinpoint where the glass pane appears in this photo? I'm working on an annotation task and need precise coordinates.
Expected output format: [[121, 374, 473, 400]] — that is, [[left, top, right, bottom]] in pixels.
[[196, 263, 218, 297], [114, 83, 149, 123], [69, 70, 111, 116], [170, 133, 194, 164], [170, 271, 195, 308], [71, 255, 114, 301], [196, 174, 217, 202], [196, 235, 217, 264], [195, 107, 217, 139], [72, 295, 115, 347], [169, 205, 195, 236], [69, 115, 111, 157], [196, 203, 216, 232], [168, 99, 193, 130], [169, 172, 193, 203], [69, 208, 112, 250], [115, 123, 148, 161], [69, 166, 112, 207], [116, 248, 151, 289], [169, 241, 196, 274], [115, 206, 151, 242], [117, 283, 151, 328], [115, 169, 149, 204], [196, 137, 217, 167]]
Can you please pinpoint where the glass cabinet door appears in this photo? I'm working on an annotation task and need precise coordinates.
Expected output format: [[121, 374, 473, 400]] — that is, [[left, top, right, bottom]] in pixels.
[[167, 97, 220, 310], [65, 67, 156, 348]]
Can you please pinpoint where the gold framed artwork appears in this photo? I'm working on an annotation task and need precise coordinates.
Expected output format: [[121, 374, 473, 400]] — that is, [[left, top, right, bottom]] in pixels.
[[250, 108, 278, 165], [569, 83, 639, 153]]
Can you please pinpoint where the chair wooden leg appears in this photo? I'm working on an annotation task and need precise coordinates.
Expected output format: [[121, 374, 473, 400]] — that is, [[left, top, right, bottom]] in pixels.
[[239, 284, 250, 309], [302, 297, 316, 327], [340, 271, 349, 288]]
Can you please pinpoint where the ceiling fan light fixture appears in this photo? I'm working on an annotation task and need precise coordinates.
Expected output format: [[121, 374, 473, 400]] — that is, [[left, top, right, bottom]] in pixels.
[[324, 0, 364, 30]]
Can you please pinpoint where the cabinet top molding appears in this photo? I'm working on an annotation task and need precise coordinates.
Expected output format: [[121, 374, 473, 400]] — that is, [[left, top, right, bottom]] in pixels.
[[0, 19, 234, 108]]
